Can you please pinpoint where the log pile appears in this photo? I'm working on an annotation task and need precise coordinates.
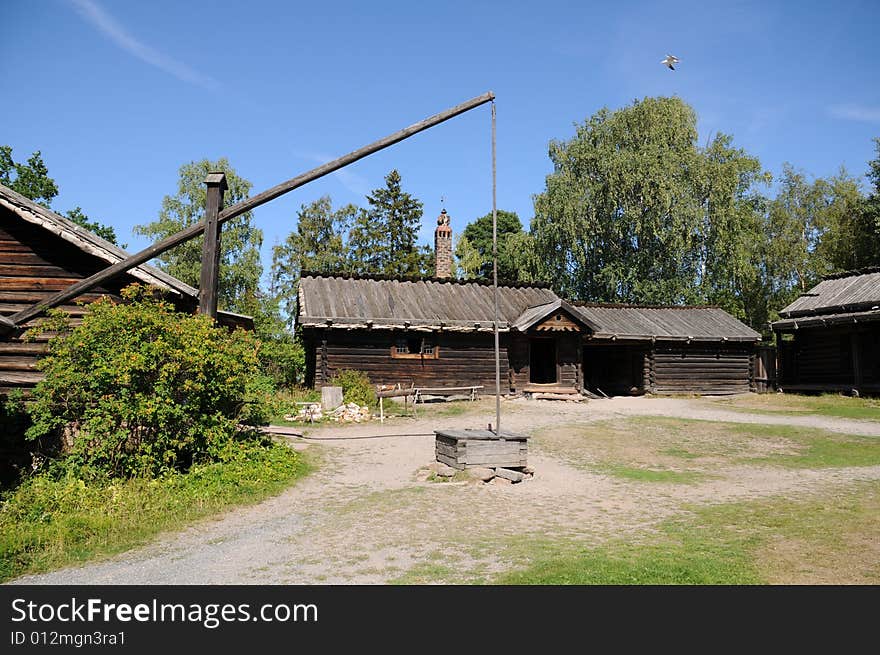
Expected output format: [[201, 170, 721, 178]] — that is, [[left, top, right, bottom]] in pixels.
[[283, 402, 372, 422]]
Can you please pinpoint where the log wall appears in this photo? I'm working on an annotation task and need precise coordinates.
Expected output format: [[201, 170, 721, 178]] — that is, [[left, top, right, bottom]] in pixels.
[[0, 217, 128, 397], [651, 342, 754, 395], [309, 329, 511, 390], [779, 324, 880, 393]]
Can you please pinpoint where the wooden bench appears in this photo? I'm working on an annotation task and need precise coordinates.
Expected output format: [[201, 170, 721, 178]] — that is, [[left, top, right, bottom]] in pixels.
[[413, 385, 484, 405], [376, 383, 415, 423]]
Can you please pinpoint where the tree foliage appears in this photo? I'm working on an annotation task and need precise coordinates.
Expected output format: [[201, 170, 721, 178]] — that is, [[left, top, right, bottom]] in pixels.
[[271, 170, 431, 323], [347, 169, 431, 276], [455, 210, 525, 280], [135, 158, 263, 314], [531, 97, 770, 310], [454, 234, 481, 279], [271, 196, 355, 320], [1, 145, 118, 244], [0, 146, 58, 207], [25, 286, 265, 478], [65, 206, 120, 246], [525, 98, 880, 332]]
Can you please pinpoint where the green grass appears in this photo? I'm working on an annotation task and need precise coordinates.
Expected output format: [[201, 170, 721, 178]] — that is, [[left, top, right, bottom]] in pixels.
[[710, 393, 880, 421], [595, 464, 706, 484], [499, 536, 760, 585], [0, 441, 311, 582], [498, 482, 880, 584], [753, 434, 880, 468], [390, 562, 459, 584], [661, 447, 701, 460], [535, 417, 880, 476]]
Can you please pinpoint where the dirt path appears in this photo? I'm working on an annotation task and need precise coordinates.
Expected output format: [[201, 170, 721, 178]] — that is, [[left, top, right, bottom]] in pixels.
[[11, 397, 880, 585]]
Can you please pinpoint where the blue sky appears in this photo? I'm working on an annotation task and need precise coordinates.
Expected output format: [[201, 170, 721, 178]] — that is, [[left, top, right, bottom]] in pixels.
[[2, 0, 879, 283]]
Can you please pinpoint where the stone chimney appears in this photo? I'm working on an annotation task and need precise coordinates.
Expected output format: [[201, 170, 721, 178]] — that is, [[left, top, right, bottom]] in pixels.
[[434, 209, 453, 278]]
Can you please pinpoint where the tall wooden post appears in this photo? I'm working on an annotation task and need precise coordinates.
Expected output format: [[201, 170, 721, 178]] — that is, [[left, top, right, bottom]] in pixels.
[[199, 172, 227, 319], [851, 330, 862, 394]]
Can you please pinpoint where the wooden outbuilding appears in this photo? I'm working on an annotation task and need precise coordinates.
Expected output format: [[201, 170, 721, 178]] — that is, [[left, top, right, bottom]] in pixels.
[[297, 273, 761, 396], [572, 303, 761, 396], [0, 183, 251, 397], [297, 272, 559, 390], [772, 268, 880, 395]]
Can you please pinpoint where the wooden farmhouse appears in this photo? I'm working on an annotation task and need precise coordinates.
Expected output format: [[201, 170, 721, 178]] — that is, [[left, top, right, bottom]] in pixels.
[[297, 211, 761, 396], [0, 183, 251, 397], [772, 268, 880, 395]]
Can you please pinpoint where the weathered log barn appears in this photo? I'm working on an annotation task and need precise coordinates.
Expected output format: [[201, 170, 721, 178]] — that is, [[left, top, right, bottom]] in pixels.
[[0, 183, 250, 397], [297, 211, 761, 395], [772, 268, 880, 394]]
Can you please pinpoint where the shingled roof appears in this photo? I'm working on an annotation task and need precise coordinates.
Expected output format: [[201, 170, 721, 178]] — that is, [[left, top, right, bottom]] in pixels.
[[777, 268, 880, 319], [298, 274, 761, 341], [571, 303, 761, 342], [297, 274, 559, 332]]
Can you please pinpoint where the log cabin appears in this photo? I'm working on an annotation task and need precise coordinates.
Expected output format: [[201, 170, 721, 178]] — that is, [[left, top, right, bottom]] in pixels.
[[772, 268, 880, 395], [0, 183, 251, 398], [297, 210, 761, 396]]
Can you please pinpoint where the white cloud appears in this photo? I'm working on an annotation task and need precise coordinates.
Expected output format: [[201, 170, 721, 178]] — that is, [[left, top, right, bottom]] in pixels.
[[829, 104, 880, 123], [68, 0, 218, 90]]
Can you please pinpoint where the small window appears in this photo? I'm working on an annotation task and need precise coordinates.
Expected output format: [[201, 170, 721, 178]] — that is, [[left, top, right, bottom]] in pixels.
[[391, 335, 439, 359]]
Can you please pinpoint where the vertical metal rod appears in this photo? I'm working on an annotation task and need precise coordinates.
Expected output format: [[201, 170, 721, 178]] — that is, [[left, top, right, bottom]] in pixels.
[[492, 101, 501, 436]]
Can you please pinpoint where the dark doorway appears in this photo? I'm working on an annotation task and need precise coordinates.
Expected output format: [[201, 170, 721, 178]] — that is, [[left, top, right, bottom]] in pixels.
[[583, 345, 645, 396], [529, 338, 557, 384]]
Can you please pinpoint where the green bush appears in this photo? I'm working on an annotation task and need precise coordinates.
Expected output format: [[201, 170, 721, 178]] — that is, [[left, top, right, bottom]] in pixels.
[[249, 295, 305, 389], [25, 285, 267, 478], [328, 369, 377, 407]]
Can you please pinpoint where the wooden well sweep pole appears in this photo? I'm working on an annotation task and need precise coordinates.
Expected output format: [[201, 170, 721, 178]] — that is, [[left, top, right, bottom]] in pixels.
[[4, 92, 495, 331], [198, 172, 227, 318], [492, 101, 501, 436]]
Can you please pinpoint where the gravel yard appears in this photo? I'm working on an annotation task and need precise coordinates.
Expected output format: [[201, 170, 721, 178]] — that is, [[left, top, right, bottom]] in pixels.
[[11, 395, 880, 585]]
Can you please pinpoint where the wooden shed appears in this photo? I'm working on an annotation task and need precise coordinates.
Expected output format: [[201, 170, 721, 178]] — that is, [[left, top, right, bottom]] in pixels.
[[772, 268, 880, 395], [0, 183, 251, 397], [571, 303, 761, 395], [297, 273, 761, 396]]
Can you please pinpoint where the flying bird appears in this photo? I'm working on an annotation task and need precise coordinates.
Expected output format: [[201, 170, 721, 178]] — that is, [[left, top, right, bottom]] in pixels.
[[661, 54, 680, 70]]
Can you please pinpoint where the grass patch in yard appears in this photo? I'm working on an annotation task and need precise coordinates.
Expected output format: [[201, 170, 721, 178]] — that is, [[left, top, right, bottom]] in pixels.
[[390, 562, 459, 584], [499, 482, 879, 584], [661, 447, 701, 459], [0, 442, 310, 582], [709, 393, 880, 421], [595, 464, 706, 484], [750, 434, 880, 468], [534, 417, 880, 475]]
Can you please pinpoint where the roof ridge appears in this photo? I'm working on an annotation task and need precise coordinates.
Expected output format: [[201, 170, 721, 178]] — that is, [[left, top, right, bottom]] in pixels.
[[299, 270, 554, 290], [821, 266, 880, 280], [571, 301, 723, 310]]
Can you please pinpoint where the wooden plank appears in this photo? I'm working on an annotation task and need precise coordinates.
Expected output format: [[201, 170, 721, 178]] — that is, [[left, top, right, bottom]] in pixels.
[[463, 454, 526, 467], [435, 442, 462, 458], [0, 371, 43, 384], [436, 453, 464, 469], [0, 342, 48, 355], [466, 444, 524, 458], [0, 356, 38, 371], [198, 173, 226, 318]]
